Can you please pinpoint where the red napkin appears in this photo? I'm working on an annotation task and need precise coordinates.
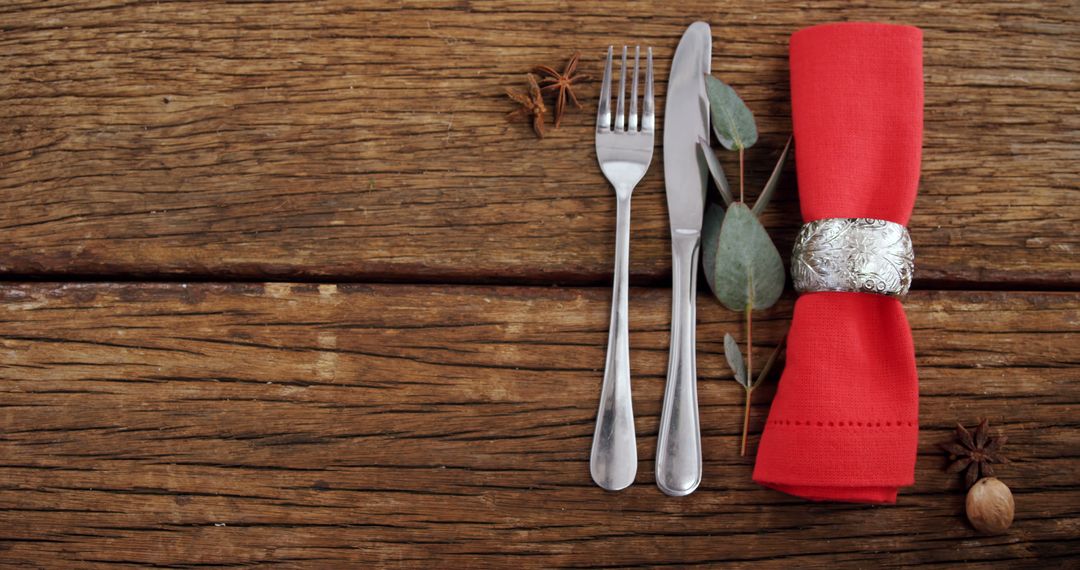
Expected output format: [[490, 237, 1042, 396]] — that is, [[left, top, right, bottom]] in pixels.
[[752, 23, 923, 503]]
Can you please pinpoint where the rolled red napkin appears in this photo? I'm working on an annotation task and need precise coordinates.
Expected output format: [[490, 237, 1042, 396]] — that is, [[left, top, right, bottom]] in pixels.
[[752, 22, 923, 503]]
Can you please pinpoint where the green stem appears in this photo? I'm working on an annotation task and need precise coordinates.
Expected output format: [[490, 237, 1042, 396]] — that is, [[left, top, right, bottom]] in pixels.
[[753, 333, 787, 389], [738, 147, 745, 203], [741, 303, 753, 456], [746, 304, 753, 388], [740, 388, 751, 456]]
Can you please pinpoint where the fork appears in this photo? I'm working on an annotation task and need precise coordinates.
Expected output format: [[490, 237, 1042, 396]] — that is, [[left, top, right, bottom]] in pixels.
[[590, 45, 655, 492]]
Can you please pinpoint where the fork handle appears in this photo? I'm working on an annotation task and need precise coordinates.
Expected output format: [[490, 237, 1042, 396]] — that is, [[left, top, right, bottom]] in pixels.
[[590, 194, 637, 491], [656, 230, 702, 496]]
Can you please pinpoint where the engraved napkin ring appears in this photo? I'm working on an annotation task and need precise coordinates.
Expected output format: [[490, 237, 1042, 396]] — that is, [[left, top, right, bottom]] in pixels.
[[792, 218, 914, 297]]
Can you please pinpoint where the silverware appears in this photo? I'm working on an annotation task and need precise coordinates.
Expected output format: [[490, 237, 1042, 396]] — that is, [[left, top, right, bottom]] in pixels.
[[656, 22, 711, 497], [590, 45, 655, 492]]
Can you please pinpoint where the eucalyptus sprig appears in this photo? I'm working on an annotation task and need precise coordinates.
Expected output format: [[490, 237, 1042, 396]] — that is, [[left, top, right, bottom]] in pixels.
[[699, 75, 791, 456]]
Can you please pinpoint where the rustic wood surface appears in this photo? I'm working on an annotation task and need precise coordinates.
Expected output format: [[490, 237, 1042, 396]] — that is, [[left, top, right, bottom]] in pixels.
[[0, 284, 1077, 567], [1, 1, 1077, 286], [1, 0, 1078, 568]]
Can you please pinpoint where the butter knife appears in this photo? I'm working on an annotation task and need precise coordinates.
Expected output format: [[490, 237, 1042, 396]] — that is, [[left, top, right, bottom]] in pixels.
[[656, 21, 711, 497]]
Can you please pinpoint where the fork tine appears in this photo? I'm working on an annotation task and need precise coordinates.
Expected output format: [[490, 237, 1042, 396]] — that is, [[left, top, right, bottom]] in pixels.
[[642, 47, 655, 133], [614, 46, 627, 132], [597, 46, 613, 132], [628, 46, 640, 132]]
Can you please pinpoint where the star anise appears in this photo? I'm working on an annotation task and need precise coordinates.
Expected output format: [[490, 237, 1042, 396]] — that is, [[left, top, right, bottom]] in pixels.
[[534, 52, 588, 128], [940, 419, 1009, 489], [506, 73, 546, 139]]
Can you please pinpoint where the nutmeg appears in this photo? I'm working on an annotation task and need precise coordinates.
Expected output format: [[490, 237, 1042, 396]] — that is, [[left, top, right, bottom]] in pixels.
[[966, 477, 1014, 534]]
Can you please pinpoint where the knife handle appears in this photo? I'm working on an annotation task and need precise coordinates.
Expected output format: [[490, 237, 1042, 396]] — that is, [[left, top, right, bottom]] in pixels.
[[656, 230, 702, 496], [590, 194, 637, 491]]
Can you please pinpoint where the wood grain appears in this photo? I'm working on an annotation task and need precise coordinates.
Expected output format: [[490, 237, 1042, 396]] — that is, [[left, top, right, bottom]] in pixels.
[[1, 283, 1076, 567], [2, 1, 1077, 286]]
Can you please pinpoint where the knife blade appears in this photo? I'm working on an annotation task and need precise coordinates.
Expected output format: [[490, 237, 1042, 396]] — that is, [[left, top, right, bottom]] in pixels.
[[656, 21, 711, 497], [663, 21, 711, 232]]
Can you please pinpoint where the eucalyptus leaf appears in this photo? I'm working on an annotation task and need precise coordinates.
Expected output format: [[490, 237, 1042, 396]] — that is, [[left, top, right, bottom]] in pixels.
[[751, 136, 792, 217], [701, 202, 724, 294], [698, 137, 734, 206], [711, 203, 785, 311], [705, 76, 758, 151], [724, 333, 748, 388]]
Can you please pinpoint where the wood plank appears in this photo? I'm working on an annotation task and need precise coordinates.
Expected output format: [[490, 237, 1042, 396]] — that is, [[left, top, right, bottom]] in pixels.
[[1, 1, 1076, 286], [0, 283, 1076, 567]]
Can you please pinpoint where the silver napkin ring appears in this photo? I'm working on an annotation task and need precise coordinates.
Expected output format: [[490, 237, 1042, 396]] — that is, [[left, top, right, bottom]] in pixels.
[[791, 218, 914, 297]]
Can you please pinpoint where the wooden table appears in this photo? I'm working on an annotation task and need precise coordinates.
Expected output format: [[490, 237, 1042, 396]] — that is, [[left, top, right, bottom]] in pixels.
[[2, 1, 1077, 567]]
